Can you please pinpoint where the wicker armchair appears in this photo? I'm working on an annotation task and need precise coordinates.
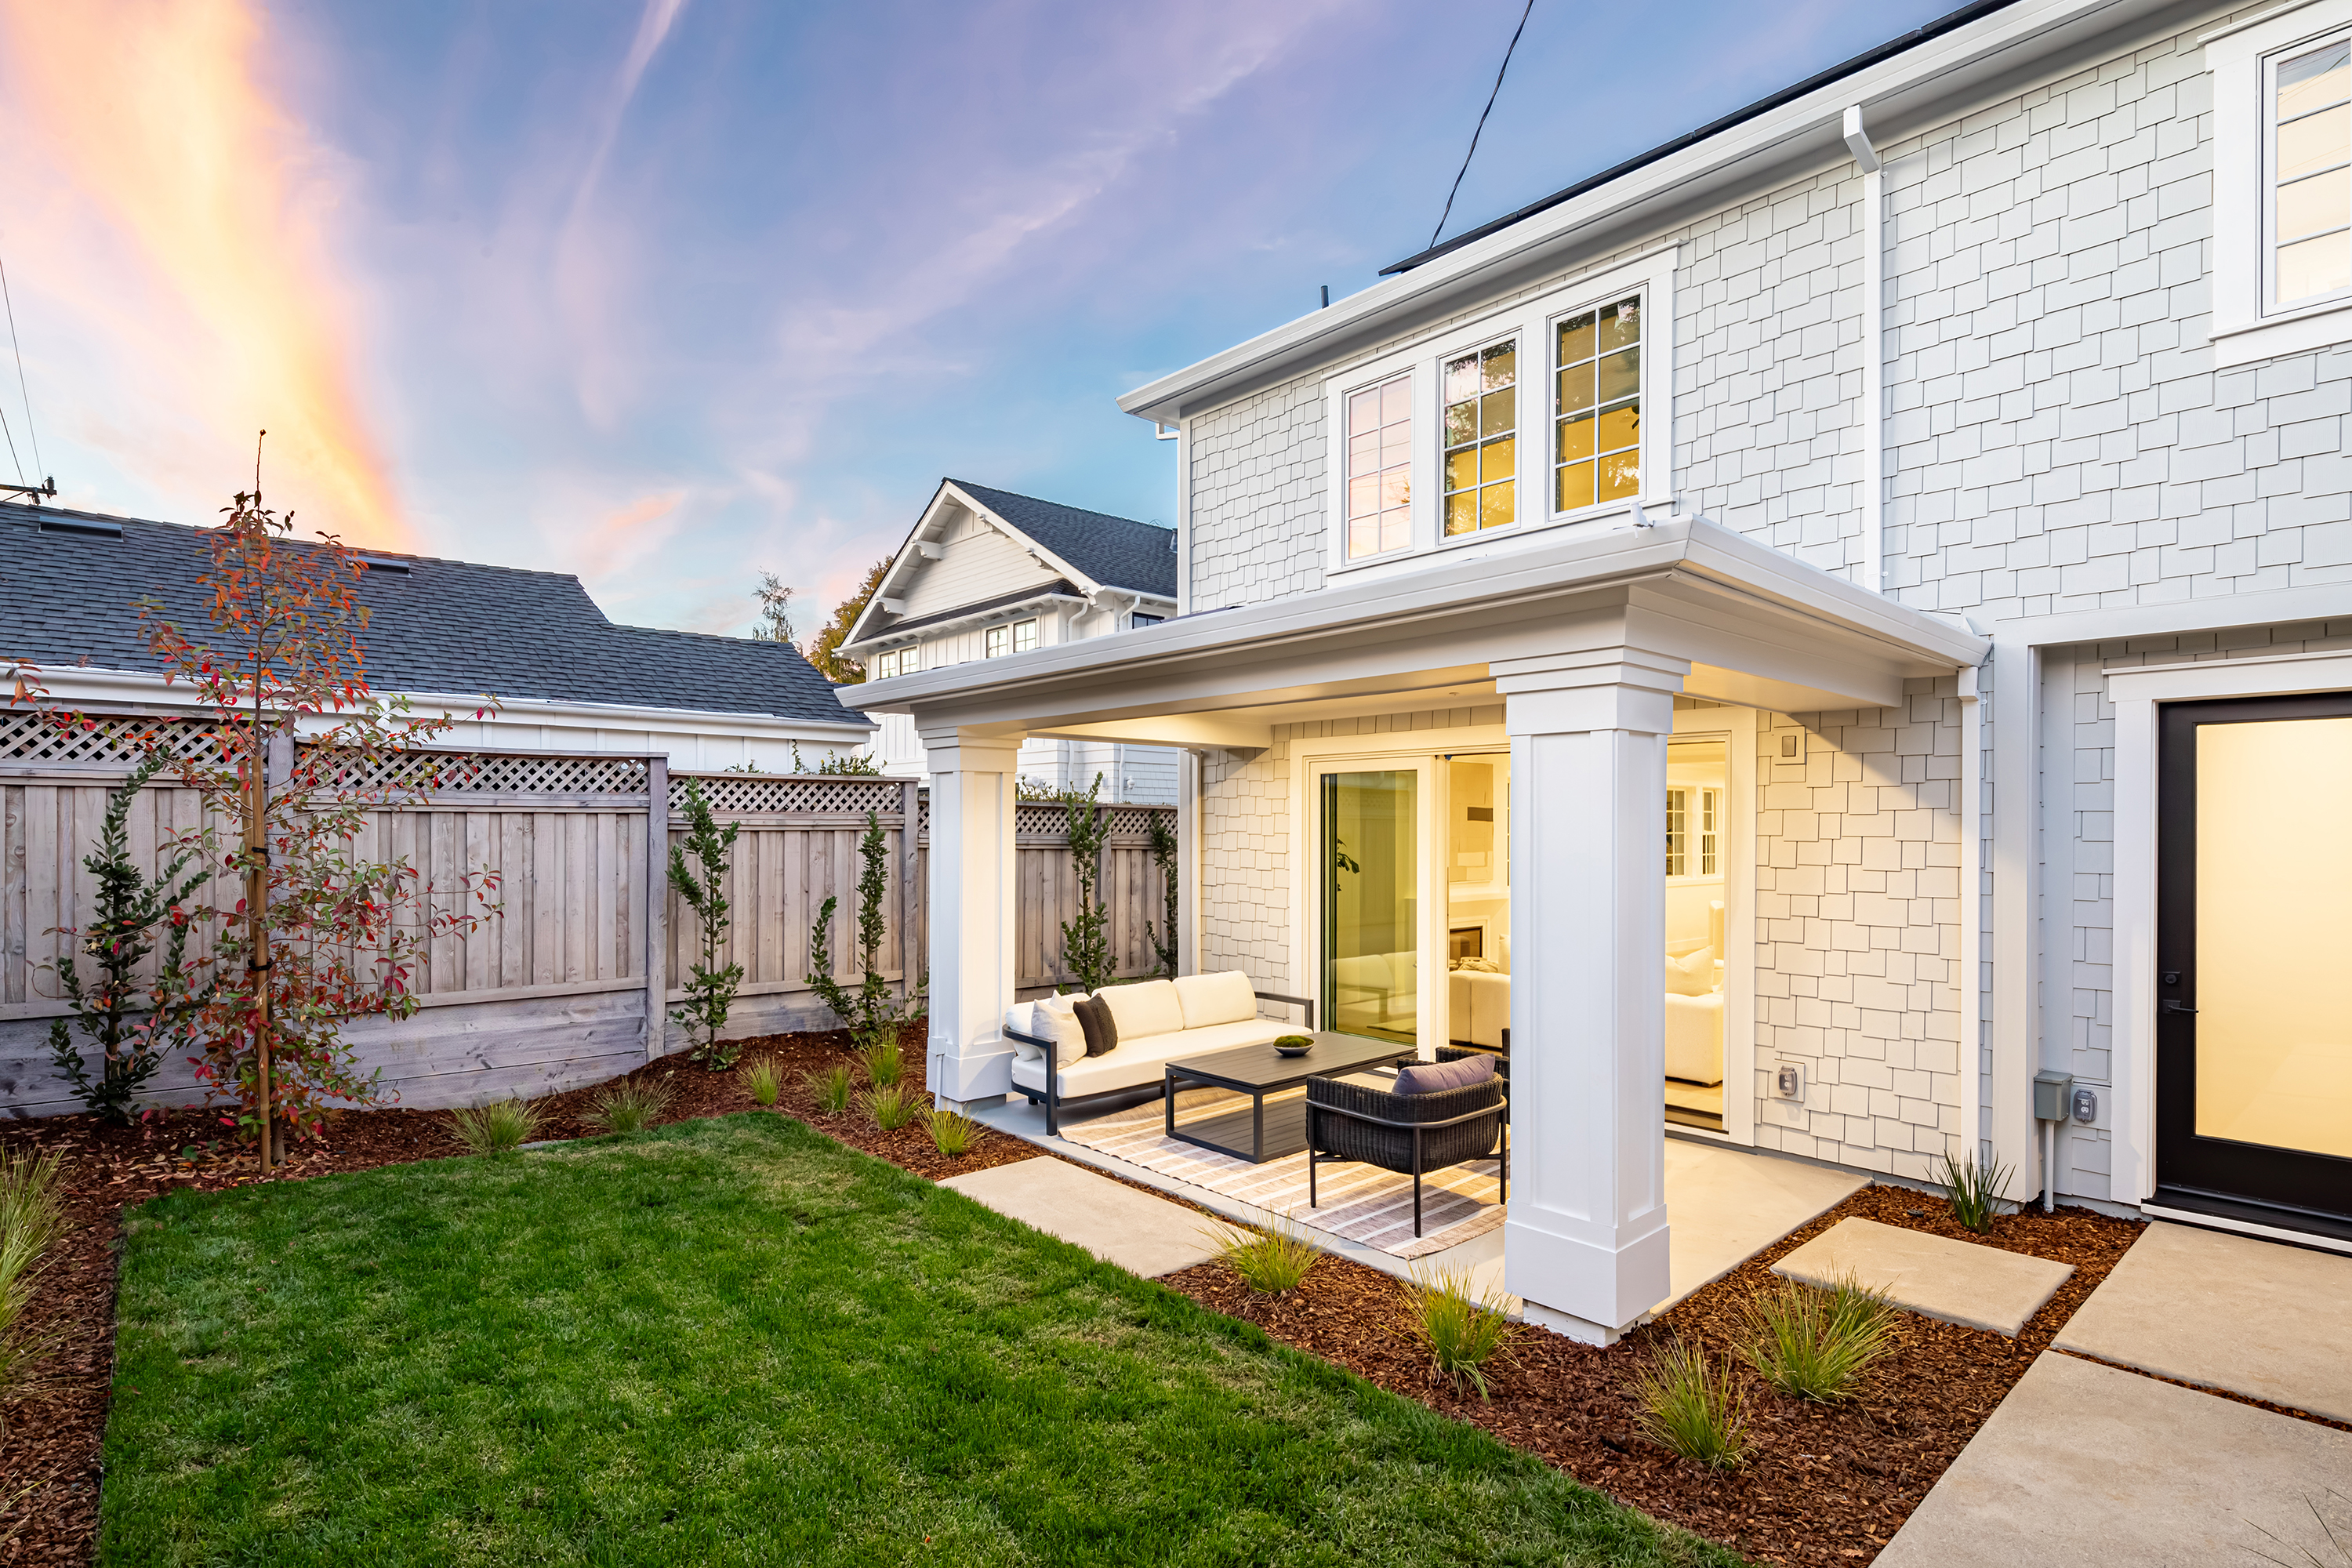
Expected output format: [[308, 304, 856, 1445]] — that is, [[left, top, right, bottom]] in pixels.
[[1305, 1071, 1507, 1236]]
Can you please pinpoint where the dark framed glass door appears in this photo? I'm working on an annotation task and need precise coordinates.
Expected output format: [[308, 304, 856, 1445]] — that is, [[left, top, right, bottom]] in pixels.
[[2155, 691, 2352, 1240]]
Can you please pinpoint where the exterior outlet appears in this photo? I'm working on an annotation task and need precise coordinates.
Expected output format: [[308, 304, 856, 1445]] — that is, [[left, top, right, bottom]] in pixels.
[[1773, 1062, 1804, 1100], [2072, 1088, 2098, 1127]]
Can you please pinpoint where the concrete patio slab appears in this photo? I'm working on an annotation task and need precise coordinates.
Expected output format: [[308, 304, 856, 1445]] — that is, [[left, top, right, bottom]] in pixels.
[[2053, 1220, 2352, 1422], [1772, 1217, 2073, 1336], [938, 1156, 1225, 1279], [1878, 1352, 2352, 1567], [1656, 1137, 1867, 1312]]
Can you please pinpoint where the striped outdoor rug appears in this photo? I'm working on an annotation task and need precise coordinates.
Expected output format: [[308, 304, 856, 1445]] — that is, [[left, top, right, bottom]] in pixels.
[[1059, 1088, 1504, 1260]]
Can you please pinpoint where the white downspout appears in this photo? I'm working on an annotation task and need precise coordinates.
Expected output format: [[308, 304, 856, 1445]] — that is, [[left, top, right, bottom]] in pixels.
[[1958, 658, 1984, 1167], [1845, 105, 1886, 595]]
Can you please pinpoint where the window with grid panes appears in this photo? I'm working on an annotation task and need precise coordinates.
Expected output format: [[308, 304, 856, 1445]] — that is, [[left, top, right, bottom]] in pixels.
[[985, 626, 1009, 658], [1664, 786, 1720, 877], [1345, 375, 1413, 559], [2275, 38, 2352, 307], [1555, 296, 1641, 513], [1442, 341, 1516, 535], [1013, 619, 1038, 652]]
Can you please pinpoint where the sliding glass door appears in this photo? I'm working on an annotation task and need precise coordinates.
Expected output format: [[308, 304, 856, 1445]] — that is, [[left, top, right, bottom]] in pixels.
[[1321, 770, 1418, 1045]]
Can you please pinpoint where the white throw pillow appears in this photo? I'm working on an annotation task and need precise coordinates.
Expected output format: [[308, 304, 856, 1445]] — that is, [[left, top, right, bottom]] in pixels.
[[1664, 947, 1715, 996], [1174, 970, 1257, 1029], [1030, 993, 1088, 1068], [1003, 1004, 1040, 1061], [1098, 978, 1185, 1041]]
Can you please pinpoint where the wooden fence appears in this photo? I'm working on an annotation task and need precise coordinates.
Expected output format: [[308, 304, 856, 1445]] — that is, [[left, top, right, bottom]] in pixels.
[[0, 710, 1172, 1117]]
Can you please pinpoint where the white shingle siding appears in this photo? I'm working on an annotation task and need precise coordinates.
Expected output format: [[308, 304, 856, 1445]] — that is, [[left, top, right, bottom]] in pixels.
[[1187, 374, 1329, 609], [1751, 682, 1965, 1179]]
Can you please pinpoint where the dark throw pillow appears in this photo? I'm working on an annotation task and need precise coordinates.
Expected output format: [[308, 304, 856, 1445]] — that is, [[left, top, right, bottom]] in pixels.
[[1073, 995, 1120, 1057], [1394, 1053, 1495, 1095]]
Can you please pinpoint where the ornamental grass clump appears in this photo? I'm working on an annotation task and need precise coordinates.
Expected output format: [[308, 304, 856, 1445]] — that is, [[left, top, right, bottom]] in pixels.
[[584, 1079, 673, 1136], [925, 1106, 986, 1157], [861, 1082, 920, 1131], [1744, 1272, 1903, 1403], [805, 1064, 854, 1115], [739, 1055, 782, 1109], [1633, 1338, 1750, 1471], [1938, 1146, 2015, 1234], [0, 1148, 67, 1414], [855, 1036, 902, 1089], [1405, 1267, 1515, 1399], [1206, 1218, 1322, 1296], [448, 1098, 542, 1156]]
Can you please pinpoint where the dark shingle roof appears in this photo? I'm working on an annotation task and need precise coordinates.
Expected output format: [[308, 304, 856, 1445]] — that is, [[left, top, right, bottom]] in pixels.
[[0, 503, 869, 728], [949, 481, 1175, 598]]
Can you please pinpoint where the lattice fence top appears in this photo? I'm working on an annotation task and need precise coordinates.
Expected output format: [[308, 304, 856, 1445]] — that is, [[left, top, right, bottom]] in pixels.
[[1016, 802, 1174, 844], [669, 773, 911, 817], [1, 708, 651, 796]]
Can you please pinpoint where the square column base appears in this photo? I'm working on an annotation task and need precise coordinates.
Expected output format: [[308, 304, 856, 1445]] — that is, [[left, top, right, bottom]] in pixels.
[[1522, 1301, 1641, 1347]]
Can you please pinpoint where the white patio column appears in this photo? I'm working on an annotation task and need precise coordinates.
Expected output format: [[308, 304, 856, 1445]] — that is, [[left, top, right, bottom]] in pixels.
[[1496, 646, 1689, 1345], [921, 728, 1022, 1115]]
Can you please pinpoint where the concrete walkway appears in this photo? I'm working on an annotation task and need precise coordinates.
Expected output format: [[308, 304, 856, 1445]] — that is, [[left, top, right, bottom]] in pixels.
[[937, 1156, 1229, 1279], [2053, 1221, 2352, 1422], [1773, 1217, 2074, 1336], [1884, 1221, 2352, 1566]]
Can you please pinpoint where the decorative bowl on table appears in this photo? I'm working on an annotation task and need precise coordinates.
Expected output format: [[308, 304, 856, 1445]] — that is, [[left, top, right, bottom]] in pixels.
[[1272, 1034, 1314, 1058]]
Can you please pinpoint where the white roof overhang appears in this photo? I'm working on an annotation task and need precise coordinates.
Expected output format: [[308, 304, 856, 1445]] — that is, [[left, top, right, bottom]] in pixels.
[[844, 479, 1119, 649], [837, 520, 1987, 749], [1117, 0, 2194, 426]]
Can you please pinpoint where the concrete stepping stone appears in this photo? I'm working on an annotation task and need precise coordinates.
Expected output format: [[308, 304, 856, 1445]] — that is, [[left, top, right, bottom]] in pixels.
[[1878, 1352, 2352, 1567], [2053, 1220, 2352, 1422], [1770, 1217, 2073, 1336], [939, 1156, 1227, 1279]]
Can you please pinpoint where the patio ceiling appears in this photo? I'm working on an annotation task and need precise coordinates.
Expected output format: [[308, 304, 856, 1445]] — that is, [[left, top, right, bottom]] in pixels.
[[840, 518, 1989, 750]]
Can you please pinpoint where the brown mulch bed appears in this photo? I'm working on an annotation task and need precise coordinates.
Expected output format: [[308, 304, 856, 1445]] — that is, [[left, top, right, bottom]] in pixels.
[[1163, 1183, 2149, 1567], [0, 1024, 1035, 1566]]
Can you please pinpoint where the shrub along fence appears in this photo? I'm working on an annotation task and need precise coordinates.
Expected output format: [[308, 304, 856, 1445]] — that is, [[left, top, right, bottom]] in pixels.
[[0, 712, 1172, 1118]]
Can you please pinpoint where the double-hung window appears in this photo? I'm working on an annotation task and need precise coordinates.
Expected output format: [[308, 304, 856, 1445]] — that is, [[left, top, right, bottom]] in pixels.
[[873, 647, 916, 678], [1327, 245, 1671, 569], [985, 619, 1039, 658], [2207, 2, 2352, 362]]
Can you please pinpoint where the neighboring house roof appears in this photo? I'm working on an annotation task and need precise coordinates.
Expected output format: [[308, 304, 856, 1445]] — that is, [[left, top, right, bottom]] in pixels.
[[0, 503, 870, 729], [843, 479, 1175, 651], [943, 481, 1176, 599]]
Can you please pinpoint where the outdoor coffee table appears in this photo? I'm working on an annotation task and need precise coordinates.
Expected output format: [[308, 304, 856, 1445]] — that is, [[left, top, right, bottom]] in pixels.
[[1163, 1033, 1413, 1163]]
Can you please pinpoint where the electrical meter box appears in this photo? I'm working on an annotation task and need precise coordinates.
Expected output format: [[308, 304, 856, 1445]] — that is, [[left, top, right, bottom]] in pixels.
[[2033, 1069, 2074, 1123]]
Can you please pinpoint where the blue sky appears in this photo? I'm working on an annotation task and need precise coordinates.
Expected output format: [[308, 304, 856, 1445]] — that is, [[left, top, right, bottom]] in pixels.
[[0, 0, 1951, 638]]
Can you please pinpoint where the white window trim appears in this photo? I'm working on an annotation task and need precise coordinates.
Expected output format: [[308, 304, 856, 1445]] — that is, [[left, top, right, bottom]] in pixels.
[[2105, 647, 2352, 1219], [1320, 245, 1677, 579], [2206, 0, 2352, 367]]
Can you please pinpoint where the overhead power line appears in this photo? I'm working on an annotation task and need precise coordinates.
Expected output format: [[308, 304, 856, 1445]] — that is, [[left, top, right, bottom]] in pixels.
[[1430, 0, 1536, 253], [0, 238, 43, 487]]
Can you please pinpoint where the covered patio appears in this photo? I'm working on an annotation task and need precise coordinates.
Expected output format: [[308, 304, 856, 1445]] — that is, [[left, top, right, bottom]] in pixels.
[[846, 517, 1988, 1343]]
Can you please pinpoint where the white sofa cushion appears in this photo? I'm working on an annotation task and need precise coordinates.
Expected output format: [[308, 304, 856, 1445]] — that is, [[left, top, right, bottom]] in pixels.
[[1665, 946, 1716, 996], [1004, 1004, 1039, 1060], [1029, 993, 1089, 1068], [1174, 971, 1257, 1029], [1448, 969, 1510, 1049], [1008, 1016, 1292, 1098], [1664, 992, 1725, 1084], [1097, 978, 1184, 1041]]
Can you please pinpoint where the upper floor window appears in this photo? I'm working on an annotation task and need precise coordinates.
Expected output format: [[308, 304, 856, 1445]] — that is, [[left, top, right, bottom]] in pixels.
[[985, 619, 1038, 658], [1345, 374, 1413, 560], [1321, 245, 1673, 571], [1442, 341, 1516, 536], [1555, 296, 1641, 513], [2205, 2, 2352, 364], [2274, 38, 2351, 307], [873, 647, 917, 678], [1131, 613, 1162, 628]]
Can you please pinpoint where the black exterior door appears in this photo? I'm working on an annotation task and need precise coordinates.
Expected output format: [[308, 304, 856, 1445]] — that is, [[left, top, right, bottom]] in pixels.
[[2154, 691, 2352, 1242]]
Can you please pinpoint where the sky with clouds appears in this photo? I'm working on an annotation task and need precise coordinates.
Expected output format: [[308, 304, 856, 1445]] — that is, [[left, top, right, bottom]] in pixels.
[[0, 0, 1951, 640]]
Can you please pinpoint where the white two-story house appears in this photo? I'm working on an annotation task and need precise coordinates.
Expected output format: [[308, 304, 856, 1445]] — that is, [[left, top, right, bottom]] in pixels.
[[846, 0, 2352, 1345], [843, 479, 1181, 803]]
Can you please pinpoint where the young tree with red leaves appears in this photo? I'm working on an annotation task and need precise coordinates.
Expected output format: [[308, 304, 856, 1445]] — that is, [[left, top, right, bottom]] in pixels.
[[132, 475, 501, 1169]]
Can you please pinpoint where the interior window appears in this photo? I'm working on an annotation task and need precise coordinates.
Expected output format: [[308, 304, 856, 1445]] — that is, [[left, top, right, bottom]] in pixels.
[[1555, 296, 1642, 513], [1442, 340, 1517, 536], [1345, 374, 1413, 559], [2274, 38, 2351, 307]]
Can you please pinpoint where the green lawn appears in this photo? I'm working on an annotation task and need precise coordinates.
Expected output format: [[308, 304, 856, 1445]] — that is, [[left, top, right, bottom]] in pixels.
[[102, 1114, 1735, 1566]]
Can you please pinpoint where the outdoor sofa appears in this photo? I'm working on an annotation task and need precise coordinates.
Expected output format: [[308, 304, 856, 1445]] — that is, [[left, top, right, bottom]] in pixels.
[[1004, 971, 1314, 1135]]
